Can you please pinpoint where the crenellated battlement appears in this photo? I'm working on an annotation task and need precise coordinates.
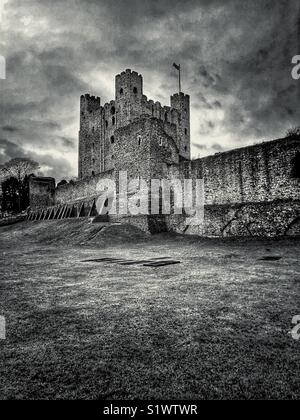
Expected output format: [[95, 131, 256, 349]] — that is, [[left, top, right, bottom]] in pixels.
[[116, 69, 143, 79], [81, 93, 101, 103], [80, 94, 101, 113], [171, 92, 190, 99], [104, 100, 116, 110]]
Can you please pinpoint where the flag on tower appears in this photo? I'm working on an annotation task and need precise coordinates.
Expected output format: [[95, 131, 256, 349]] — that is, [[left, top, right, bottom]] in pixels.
[[173, 63, 182, 93]]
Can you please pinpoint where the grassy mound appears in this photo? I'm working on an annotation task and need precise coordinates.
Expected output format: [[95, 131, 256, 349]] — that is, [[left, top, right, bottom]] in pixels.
[[0, 220, 150, 247]]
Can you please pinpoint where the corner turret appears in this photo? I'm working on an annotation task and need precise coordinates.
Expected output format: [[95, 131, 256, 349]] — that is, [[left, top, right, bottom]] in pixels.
[[170, 92, 190, 159], [115, 69, 143, 128]]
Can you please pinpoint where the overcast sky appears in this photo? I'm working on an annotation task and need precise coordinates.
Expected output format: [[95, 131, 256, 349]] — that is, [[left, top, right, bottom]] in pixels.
[[0, 0, 299, 180]]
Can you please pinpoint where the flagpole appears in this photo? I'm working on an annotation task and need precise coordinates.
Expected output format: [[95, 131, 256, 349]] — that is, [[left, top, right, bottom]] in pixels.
[[173, 63, 182, 93], [179, 65, 181, 93]]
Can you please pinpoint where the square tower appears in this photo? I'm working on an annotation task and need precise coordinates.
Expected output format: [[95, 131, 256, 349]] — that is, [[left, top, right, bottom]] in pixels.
[[78, 94, 102, 179], [170, 93, 190, 160], [115, 69, 143, 128]]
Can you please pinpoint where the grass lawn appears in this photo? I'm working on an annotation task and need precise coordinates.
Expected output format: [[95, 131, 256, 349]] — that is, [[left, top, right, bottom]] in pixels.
[[0, 221, 299, 400]]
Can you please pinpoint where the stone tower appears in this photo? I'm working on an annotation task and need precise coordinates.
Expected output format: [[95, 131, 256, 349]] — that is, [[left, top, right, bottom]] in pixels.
[[115, 69, 143, 128], [171, 92, 190, 160], [78, 69, 191, 179], [78, 94, 102, 179]]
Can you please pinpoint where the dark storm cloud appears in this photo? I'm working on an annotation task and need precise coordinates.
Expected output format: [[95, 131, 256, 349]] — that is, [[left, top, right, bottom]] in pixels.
[[0, 137, 73, 179], [0, 139, 26, 163], [59, 136, 74, 148], [0, 0, 299, 179], [2, 125, 19, 133]]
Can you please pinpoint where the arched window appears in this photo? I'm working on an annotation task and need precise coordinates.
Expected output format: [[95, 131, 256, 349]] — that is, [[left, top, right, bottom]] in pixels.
[[291, 152, 300, 178], [120, 88, 124, 95], [184, 146, 187, 152], [185, 128, 188, 135], [112, 116, 115, 126], [92, 171, 95, 176], [92, 158, 95, 165], [111, 155, 114, 160], [105, 120, 108, 128], [111, 136, 115, 144], [133, 87, 138, 94], [137, 135, 142, 146], [164, 112, 168, 122], [111, 106, 116, 115], [92, 143, 95, 152]]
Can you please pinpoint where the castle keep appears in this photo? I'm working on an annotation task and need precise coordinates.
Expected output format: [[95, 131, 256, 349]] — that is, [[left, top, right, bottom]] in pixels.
[[28, 69, 300, 237], [79, 69, 190, 179]]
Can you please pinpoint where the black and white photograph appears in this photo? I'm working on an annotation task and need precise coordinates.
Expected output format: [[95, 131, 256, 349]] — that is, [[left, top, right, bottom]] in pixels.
[[0, 0, 299, 406]]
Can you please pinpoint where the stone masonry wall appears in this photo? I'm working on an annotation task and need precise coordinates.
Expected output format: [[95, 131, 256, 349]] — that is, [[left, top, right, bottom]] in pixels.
[[162, 136, 300, 237], [55, 170, 115, 205], [113, 117, 179, 184], [187, 200, 300, 238], [29, 177, 56, 209], [191, 137, 300, 205]]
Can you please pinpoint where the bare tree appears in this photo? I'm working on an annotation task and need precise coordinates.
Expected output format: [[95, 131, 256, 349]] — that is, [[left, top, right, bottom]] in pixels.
[[0, 158, 40, 213], [0, 158, 40, 183], [286, 127, 300, 138]]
